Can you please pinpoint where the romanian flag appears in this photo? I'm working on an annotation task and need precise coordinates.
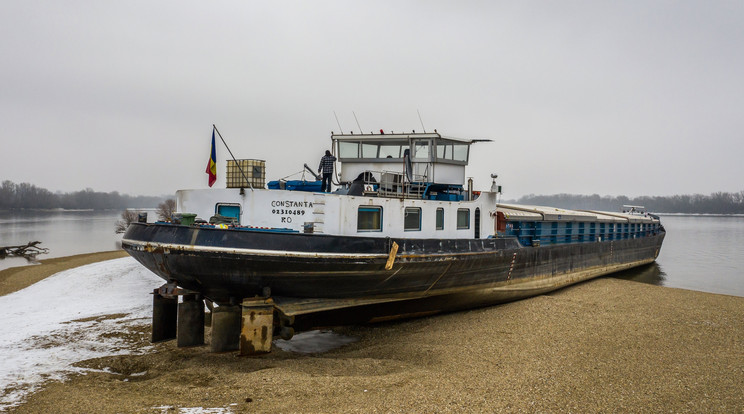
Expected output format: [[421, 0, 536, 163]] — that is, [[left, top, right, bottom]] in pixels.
[[206, 130, 217, 187]]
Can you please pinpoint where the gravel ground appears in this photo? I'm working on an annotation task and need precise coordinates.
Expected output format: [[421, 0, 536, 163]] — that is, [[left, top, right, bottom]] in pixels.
[[8, 273, 744, 413]]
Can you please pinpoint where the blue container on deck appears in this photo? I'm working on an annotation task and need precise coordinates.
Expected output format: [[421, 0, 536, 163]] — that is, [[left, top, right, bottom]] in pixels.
[[267, 180, 323, 192]]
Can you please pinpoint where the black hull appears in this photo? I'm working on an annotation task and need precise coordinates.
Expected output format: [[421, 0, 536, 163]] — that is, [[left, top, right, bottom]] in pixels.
[[122, 223, 665, 310]]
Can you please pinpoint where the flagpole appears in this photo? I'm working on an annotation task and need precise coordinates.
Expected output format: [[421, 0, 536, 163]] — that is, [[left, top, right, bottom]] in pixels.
[[212, 124, 254, 191]]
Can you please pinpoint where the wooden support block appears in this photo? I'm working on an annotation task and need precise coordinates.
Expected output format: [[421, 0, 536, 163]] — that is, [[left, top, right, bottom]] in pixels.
[[240, 298, 275, 355]]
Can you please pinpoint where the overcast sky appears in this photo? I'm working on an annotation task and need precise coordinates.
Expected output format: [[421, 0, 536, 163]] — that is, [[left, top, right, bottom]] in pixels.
[[2, 1, 742, 198]]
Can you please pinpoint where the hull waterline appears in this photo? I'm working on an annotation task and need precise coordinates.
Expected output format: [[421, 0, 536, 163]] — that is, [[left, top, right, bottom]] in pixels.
[[122, 222, 665, 316]]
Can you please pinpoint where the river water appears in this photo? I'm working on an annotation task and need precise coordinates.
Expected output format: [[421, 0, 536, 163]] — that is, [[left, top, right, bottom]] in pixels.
[[0, 210, 125, 271], [0, 211, 742, 297], [617, 215, 744, 297]]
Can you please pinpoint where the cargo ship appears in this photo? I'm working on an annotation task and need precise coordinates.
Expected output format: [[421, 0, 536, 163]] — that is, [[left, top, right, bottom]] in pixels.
[[122, 130, 665, 339]]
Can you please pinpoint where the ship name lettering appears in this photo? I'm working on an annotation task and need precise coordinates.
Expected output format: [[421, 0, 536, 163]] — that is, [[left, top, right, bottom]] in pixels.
[[271, 200, 313, 208]]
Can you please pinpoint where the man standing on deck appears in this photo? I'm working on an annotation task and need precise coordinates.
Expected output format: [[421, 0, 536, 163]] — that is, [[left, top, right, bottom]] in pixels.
[[318, 150, 336, 193]]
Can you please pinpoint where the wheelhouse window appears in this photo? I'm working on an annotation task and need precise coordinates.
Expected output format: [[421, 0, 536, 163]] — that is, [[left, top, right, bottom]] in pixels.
[[436, 208, 444, 230], [357, 206, 382, 232], [412, 140, 430, 160], [379, 144, 402, 158], [452, 144, 469, 162], [457, 208, 470, 229], [404, 207, 421, 231], [434, 140, 470, 163], [339, 141, 410, 161], [361, 143, 378, 158], [339, 141, 359, 158]]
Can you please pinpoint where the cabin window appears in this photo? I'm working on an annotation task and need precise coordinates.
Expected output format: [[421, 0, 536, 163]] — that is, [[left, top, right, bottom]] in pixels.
[[457, 208, 470, 229], [452, 144, 469, 162], [339, 141, 359, 158], [404, 207, 421, 231], [216, 203, 241, 224], [436, 144, 449, 160], [357, 206, 382, 232], [379, 144, 401, 158], [361, 143, 378, 158], [436, 208, 444, 230], [437, 143, 457, 161], [412, 140, 430, 160]]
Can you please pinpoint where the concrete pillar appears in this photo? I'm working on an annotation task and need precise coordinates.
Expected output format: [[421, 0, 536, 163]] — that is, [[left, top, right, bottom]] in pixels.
[[152, 289, 177, 343], [211, 305, 242, 353], [240, 298, 274, 356], [177, 294, 205, 347]]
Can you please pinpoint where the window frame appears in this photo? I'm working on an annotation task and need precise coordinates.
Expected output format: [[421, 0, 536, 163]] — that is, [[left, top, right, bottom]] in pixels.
[[404, 207, 422, 231], [357, 206, 383, 232], [457, 208, 470, 230], [435, 207, 445, 230], [215, 203, 241, 224]]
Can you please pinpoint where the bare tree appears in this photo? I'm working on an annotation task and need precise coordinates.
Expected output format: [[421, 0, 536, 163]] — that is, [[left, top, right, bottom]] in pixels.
[[157, 199, 176, 221], [115, 210, 139, 234]]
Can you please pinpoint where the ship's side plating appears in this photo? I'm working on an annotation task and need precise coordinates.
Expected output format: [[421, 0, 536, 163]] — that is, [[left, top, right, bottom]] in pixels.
[[122, 192, 665, 307]]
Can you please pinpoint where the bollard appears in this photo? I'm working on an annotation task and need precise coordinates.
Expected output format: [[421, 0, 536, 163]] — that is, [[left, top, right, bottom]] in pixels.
[[177, 294, 205, 347], [152, 289, 177, 343], [240, 298, 274, 355], [211, 305, 242, 352]]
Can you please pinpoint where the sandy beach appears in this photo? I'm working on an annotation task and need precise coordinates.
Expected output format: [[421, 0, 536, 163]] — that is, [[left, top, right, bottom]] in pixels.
[[3, 254, 744, 413]]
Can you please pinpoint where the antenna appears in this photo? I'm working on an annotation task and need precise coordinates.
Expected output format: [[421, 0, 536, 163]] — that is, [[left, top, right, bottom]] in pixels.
[[352, 111, 363, 134], [212, 124, 254, 191], [333, 111, 344, 134], [417, 109, 426, 133]]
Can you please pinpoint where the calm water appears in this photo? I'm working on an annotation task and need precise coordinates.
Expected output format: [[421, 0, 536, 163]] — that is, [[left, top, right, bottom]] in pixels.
[[0, 211, 742, 297], [616, 215, 744, 297], [0, 210, 124, 271]]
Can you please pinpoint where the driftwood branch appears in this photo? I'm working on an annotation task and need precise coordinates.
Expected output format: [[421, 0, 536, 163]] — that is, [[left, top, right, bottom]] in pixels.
[[0, 241, 49, 259]]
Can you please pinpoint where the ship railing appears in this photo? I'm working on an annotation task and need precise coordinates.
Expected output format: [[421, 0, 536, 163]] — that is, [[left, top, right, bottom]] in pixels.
[[376, 171, 428, 199], [348, 170, 430, 199], [622, 204, 648, 215]]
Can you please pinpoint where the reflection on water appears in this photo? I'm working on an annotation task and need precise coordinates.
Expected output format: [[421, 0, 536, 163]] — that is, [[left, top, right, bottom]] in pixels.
[[613, 262, 666, 286], [611, 215, 744, 298], [0, 210, 124, 271]]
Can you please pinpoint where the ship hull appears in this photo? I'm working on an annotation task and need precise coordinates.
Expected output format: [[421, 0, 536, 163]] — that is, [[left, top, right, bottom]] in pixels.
[[122, 223, 665, 310]]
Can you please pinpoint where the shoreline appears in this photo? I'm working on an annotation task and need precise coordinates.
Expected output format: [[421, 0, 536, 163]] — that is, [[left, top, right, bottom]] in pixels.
[[0, 250, 128, 296]]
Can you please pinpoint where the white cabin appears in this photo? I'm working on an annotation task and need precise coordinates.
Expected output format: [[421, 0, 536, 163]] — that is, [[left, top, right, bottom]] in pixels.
[[176, 131, 498, 239], [174, 131, 659, 242]]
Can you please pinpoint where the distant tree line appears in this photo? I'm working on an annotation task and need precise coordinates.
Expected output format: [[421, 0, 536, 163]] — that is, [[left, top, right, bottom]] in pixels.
[[513, 191, 744, 214], [0, 180, 167, 210]]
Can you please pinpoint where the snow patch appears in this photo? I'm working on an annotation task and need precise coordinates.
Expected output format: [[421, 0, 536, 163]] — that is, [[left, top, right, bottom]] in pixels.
[[0, 257, 162, 411]]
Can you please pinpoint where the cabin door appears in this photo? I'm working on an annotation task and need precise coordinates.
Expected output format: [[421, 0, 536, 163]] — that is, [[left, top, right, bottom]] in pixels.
[[475, 208, 481, 239]]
